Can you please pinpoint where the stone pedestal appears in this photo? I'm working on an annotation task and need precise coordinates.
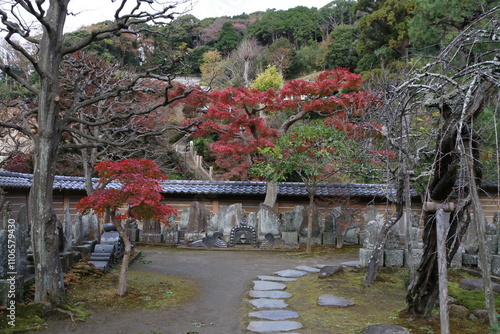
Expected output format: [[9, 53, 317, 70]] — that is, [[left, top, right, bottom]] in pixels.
[[298, 235, 321, 245], [162, 225, 179, 244], [127, 228, 140, 242], [384, 249, 404, 267], [491, 255, 500, 275], [462, 253, 478, 267], [359, 248, 375, 267], [141, 233, 163, 244], [322, 232, 336, 246], [281, 232, 298, 244]]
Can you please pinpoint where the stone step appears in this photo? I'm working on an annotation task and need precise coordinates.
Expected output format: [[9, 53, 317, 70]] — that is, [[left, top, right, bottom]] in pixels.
[[249, 290, 292, 299], [257, 275, 297, 282], [248, 310, 299, 320], [247, 320, 303, 333], [295, 265, 320, 273], [249, 298, 288, 309], [253, 281, 287, 291], [273, 269, 308, 278]]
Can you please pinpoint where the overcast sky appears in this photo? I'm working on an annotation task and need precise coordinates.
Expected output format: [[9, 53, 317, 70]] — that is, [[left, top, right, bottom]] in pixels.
[[65, 0, 330, 32]]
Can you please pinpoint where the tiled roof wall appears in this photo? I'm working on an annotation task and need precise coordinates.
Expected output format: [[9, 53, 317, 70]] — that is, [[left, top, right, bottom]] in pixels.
[[0, 171, 400, 200]]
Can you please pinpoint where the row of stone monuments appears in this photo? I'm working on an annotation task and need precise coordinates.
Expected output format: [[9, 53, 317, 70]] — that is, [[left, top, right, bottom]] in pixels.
[[358, 210, 500, 273], [125, 201, 363, 249], [0, 201, 104, 306], [0, 202, 29, 307], [460, 212, 500, 274]]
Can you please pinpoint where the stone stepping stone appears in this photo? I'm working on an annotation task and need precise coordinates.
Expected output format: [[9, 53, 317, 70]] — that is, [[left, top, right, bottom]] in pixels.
[[249, 290, 293, 299], [257, 275, 297, 282], [249, 298, 288, 309], [247, 320, 303, 333], [318, 265, 344, 278], [249, 310, 300, 320], [253, 281, 287, 291], [274, 269, 308, 277], [295, 265, 320, 273], [318, 294, 355, 307], [459, 278, 500, 293]]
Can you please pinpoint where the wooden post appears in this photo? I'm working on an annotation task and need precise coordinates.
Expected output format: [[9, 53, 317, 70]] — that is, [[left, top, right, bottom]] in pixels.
[[425, 201, 454, 334], [436, 208, 450, 334], [404, 170, 414, 278]]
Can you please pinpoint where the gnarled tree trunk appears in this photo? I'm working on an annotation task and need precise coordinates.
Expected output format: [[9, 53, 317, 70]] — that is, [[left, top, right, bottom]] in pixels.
[[406, 79, 493, 316]]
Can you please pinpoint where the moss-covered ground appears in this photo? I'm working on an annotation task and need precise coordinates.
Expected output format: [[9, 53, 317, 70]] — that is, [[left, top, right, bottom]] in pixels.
[[255, 265, 495, 334], [0, 252, 197, 333]]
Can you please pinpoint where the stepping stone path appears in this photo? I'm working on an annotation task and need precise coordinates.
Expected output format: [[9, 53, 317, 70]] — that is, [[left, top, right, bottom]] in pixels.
[[246, 261, 360, 333]]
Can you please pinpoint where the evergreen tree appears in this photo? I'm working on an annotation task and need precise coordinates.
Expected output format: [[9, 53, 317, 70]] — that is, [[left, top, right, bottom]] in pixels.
[[215, 22, 243, 55]]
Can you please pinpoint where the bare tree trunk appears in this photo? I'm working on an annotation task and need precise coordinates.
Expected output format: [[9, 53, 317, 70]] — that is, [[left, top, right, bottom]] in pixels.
[[263, 182, 278, 208], [108, 211, 132, 296], [364, 214, 400, 283], [243, 58, 250, 87], [29, 1, 68, 306], [365, 179, 403, 283], [82, 148, 95, 196], [464, 140, 497, 327], [406, 211, 440, 316], [116, 223, 132, 296], [306, 192, 314, 254], [30, 136, 65, 305]]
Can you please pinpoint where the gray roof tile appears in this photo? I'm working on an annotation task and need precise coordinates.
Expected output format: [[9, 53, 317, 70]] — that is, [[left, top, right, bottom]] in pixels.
[[0, 171, 403, 200]]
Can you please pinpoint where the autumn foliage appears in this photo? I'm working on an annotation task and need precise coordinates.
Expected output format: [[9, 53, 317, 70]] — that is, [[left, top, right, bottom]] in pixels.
[[191, 68, 381, 179], [76, 159, 175, 223]]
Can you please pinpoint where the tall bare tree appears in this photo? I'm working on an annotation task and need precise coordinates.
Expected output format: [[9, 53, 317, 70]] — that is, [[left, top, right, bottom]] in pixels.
[[0, 0, 191, 307], [404, 8, 499, 320], [363, 6, 499, 322], [236, 38, 262, 87], [365, 8, 499, 328]]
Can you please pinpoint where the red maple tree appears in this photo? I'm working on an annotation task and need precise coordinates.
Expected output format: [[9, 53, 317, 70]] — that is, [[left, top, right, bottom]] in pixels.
[[77, 158, 175, 295], [191, 68, 381, 180]]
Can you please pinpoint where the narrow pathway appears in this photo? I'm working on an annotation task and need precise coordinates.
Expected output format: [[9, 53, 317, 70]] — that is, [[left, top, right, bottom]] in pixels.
[[46, 248, 359, 334]]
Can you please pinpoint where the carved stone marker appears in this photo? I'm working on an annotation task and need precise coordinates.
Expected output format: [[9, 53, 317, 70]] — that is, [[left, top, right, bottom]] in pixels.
[[186, 201, 208, 233]]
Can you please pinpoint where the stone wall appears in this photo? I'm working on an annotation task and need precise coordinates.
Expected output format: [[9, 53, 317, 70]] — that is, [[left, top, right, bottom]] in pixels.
[[358, 211, 500, 274]]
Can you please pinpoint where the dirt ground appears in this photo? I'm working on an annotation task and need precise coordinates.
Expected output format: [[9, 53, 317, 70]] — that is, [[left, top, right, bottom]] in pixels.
[[45, 246, 359, 334]]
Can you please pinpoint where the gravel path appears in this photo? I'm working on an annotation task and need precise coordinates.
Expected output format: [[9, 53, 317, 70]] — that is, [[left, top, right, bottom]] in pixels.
[[46, 247, 358, 334]]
